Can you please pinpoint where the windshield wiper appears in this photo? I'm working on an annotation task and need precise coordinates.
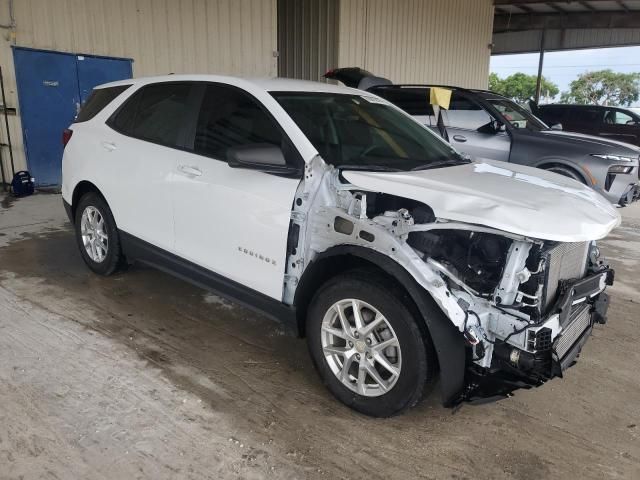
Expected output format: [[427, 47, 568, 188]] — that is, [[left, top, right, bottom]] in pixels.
[[410, 158, 471, 171], [338, 164, 403, 172]]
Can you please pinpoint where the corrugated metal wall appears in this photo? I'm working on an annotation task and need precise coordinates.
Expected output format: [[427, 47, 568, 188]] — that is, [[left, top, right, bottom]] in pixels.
[[493, 28, 640, 55], [338, 0, 494, 89], [0, 0, 496, 179], [0, 0, 278, 178], [277, 0, 339, 82]]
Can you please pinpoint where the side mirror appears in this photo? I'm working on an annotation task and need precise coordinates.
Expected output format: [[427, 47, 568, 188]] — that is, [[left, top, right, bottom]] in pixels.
[[494, 121, 506, 133], [227, 143, 301, 176], [551, 123, 563, 131], [626, 120, 639, 126]]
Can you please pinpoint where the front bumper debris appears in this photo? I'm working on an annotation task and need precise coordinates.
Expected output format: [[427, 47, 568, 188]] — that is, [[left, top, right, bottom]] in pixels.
[[459, 268, 613, 405], [619, 183, 640, 206]]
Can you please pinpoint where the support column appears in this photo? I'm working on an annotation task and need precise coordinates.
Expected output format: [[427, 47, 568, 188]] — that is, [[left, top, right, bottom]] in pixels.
[[534, 29, 546, 104]]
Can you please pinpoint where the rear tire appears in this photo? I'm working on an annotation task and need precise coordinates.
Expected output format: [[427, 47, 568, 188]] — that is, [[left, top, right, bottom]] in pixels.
[[74, 192, 123, 276], [307, 272, 435, 417]]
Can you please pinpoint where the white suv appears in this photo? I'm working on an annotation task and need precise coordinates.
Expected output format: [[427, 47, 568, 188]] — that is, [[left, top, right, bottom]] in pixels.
[[62, 75, 620, 417]]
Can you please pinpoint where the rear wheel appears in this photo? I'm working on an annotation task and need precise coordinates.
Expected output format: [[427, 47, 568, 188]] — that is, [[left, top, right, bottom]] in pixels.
[[74, 192, 123, 276], [307, 272, 435, 417]]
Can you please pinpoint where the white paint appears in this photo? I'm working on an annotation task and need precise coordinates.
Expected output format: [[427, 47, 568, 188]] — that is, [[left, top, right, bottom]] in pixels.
[[343, 159, 621, 242]]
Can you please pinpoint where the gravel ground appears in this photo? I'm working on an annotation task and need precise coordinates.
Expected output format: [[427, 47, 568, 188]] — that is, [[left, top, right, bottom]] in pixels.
[[0, 192, 639, 480]]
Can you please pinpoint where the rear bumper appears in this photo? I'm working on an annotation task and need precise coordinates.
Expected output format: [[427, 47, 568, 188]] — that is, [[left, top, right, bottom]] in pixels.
[[460, 269, 613, 405]]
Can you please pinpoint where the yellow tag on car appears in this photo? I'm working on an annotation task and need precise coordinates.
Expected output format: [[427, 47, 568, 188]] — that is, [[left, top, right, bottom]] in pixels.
[[430, 87, 452, 110]]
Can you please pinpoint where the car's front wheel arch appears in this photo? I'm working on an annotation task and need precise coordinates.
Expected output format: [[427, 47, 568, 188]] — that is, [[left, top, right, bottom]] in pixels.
[[294, 245, 467, 407], [538, 161, 589, 185]]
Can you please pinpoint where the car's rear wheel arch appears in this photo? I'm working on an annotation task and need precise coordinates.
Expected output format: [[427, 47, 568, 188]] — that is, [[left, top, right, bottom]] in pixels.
[[71, 181, 109, 223], [294, 245, 467, 406]]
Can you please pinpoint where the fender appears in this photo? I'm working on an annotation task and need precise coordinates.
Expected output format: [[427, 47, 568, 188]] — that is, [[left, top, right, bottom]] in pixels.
[[295, 245, 466, 406]]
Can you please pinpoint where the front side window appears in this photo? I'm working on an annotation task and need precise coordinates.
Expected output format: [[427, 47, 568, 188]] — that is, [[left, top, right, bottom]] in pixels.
[[272, 92, 466, 171], [603, 109, 634, 125], [486, 98, 548, 132], [108, 82, 193, 147], [446, 93, 494, 131], [194, 85, 283, 160]]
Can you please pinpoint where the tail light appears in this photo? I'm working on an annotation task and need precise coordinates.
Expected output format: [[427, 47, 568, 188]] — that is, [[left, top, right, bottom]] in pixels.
[[62, 128, 73, 148]]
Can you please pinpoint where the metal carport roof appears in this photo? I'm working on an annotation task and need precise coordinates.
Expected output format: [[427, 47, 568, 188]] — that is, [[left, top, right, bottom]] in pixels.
[[493, 0, 640, 54]]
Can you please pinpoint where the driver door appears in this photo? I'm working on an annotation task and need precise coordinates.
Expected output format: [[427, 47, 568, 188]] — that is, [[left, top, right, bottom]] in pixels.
[[443, 92, 511, 163], [172, 84, 302, 300]]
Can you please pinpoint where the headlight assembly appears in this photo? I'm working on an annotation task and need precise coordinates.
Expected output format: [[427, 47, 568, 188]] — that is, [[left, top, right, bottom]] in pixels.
[[608, 165, 634, 174], [591, 153, 636, 163]]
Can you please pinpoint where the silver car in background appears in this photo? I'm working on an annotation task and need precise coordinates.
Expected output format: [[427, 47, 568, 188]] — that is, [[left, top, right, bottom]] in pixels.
[[326, 68, 640, 206]]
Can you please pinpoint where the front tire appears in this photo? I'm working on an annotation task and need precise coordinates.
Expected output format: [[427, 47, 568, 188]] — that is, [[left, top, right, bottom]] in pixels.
[[545, 165, 586, 184], [74, 192, 123, 276], [307, 272, 435, 417]]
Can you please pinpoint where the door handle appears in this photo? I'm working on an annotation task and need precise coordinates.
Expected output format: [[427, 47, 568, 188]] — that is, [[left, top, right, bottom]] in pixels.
[[452, 135, 467, 143], [101, 141, 117, 151], [178, 165, 202, 177]]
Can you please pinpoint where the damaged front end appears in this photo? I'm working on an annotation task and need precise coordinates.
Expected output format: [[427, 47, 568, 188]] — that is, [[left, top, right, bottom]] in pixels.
[[285, 157, 615, 407]]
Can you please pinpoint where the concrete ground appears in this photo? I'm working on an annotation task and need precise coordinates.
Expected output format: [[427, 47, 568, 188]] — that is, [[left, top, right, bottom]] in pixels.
[[0, 192, 638, 480]]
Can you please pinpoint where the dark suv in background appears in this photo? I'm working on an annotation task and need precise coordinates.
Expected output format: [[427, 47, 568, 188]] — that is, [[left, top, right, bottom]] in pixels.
[[326, 68, 640, 206], [532, 103, 640, 147]]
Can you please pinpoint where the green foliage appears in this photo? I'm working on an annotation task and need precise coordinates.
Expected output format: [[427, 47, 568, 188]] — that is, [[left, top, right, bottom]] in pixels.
[[560, 70, 640, 106], [488, 72, 559, 103]]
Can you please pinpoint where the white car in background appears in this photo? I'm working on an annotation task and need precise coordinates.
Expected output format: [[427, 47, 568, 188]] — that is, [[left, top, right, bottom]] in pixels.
[[62, 75, 619, 416]]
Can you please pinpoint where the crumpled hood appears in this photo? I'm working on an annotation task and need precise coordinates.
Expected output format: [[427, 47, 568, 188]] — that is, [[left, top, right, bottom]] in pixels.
[[342, 160, 621, 242]]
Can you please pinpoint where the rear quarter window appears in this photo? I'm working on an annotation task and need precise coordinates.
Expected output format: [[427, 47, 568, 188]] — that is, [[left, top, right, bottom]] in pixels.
[[74, 85, 131, 123], [107, 82, 194, 148]]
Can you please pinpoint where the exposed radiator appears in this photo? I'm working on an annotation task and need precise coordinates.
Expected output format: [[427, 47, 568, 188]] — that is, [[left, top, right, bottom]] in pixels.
[[542, 242, 590, 311], [555, 304, 591, 359]]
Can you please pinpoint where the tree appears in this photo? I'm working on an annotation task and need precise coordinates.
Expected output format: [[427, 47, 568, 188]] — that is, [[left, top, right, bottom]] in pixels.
[[560, 70, 640, 106], [488, 72, 559, 103], [488, 72, 502, 92]]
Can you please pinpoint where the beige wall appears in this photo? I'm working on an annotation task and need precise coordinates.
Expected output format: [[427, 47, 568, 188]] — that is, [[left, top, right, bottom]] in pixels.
[[0, 0, 495, 179], [0, 0, 278, 176], [339, 0, 494, 88]]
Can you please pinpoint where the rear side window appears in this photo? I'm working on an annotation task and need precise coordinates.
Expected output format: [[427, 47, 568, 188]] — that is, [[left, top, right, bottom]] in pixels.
[[193, 85, 283, 160], [539, 106, 566, 124], [370, 88, 434, 116], [75, 85, 130, 122], [108, 82, 193, 147]]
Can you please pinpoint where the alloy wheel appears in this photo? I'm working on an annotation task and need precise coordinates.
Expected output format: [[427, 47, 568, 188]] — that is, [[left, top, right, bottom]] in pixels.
[[321, 298, 402, 397], [80, 206, 109, 263]]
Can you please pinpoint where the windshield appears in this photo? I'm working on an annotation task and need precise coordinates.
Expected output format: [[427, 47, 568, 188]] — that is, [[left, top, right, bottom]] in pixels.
[[487, 98, 549, 132], [271, 92, 467, 171]]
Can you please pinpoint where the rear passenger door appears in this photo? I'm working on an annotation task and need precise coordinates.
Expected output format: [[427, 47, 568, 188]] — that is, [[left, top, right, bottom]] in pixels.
[[172, 84, 302, 300], [103, 82, 198, 251], [444, 93, 511, 162]]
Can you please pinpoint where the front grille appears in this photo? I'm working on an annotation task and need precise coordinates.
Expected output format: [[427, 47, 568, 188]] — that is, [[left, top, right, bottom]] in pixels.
[[555, 304, 591, 359], [542, 242, 590, 311]]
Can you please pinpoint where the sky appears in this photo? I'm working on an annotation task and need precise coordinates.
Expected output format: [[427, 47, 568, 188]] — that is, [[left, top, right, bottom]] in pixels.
[[490, 46, 640, 105]]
